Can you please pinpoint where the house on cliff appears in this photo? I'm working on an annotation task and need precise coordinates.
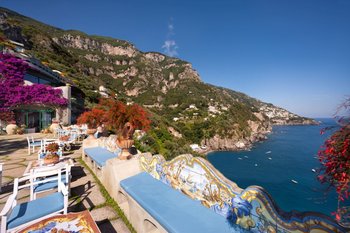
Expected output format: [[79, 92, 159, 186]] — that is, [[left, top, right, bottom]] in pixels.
[[1, 40, 85, 132]]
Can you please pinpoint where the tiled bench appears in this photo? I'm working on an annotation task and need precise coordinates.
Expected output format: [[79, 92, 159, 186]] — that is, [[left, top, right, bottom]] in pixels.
[[120, 172, 238, 233]]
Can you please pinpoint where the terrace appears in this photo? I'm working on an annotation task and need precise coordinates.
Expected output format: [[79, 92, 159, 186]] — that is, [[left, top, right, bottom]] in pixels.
[[0, 133, 132, 232], [0, 131, 348, 232]]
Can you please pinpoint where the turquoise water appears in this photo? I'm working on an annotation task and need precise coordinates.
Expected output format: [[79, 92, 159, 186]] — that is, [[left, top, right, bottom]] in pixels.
[[208, 118, 348, 217]]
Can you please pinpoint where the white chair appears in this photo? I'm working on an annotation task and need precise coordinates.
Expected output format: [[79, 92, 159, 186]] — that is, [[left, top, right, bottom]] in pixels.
[[0, 169, 68, 232], [26, 136, 42, 155], [30, 163, 71, 200], [40, 138, 60, 153], [0, 163, 3, 193]]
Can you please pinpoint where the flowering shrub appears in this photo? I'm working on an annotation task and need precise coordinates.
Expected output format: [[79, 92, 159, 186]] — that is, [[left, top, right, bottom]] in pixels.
[[76, 108, 107, 129], [76, 98, 151, 133], [318, 126, 350, 201], [0, 53, 68, 121], [101, 99, 151, 132], [318, 98, 350, 221], [125, 103, 151, 132]]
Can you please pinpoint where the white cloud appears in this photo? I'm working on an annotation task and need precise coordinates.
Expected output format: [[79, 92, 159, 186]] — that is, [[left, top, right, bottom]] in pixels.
[[163, 19, 178, 57], [162, 40, 178, 57]]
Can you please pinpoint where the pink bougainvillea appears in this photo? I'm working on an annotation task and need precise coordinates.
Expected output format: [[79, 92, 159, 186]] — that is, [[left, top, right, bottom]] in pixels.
[[0, 53, 68, 121]]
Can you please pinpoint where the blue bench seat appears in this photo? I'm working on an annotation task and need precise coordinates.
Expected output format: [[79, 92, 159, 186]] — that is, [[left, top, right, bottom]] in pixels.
[[7, 192, 64, 229], [84, 147, 117, 167], [121, 172, 240, 233]]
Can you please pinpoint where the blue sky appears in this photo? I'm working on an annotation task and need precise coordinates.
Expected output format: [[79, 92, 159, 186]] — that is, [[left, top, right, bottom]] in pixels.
[[1, 0, 349, 117]]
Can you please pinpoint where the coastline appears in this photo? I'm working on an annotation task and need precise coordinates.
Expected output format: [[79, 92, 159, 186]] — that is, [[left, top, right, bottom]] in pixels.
[[205, 119, 340, 216], [202, 120, 319, 156]]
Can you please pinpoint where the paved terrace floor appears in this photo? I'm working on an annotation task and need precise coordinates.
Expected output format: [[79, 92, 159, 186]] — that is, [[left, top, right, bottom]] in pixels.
[[0, 133, 131, 233]]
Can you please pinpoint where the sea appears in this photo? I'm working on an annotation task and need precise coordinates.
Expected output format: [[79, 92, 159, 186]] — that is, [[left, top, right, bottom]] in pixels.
[[207, 118, 349, 217]]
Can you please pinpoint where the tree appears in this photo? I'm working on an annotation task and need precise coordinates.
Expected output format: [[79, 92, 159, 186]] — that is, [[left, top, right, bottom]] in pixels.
[[0, 53, 68, 121]]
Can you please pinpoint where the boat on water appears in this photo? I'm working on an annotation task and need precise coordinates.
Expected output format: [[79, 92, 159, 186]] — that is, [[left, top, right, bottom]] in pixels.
[[244, 156, 248, 158], [238, 157, 242, 160], [291, 179, 298, 184], [311, 169, 316, 173], [268, 157, 272, 160], [265, 151, 272, 154], [254, 163, 258, 167]]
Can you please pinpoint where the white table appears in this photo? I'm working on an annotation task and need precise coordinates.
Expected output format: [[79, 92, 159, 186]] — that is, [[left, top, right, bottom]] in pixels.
[[23, 158, 74, 176]]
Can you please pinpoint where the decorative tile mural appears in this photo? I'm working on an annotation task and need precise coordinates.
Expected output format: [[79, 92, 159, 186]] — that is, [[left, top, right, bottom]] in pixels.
[[140, 154, 348, 233], [18, 211, 100, 233]]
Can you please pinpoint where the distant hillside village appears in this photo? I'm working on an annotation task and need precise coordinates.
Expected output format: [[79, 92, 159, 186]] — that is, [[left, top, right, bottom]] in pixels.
[[0, 39, 85, 132]]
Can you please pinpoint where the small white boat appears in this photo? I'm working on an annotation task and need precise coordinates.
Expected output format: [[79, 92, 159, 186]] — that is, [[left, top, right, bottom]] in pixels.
[[268, 157, 272, 160], [266, 151, 272, 154], [244, 156, 249, 158], [311, 169, 316, 173], [291, 179, 298, 184], [254, 163, 258, 167], [238, 157, 242, 160]]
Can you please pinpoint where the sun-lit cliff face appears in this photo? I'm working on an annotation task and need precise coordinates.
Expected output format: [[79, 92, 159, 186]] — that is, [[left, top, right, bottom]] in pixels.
[[0, 7, 317, 156]]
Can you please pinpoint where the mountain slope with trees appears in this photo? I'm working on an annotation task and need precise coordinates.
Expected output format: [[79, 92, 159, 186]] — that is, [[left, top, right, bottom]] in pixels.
[[0, 7, 316, 159]]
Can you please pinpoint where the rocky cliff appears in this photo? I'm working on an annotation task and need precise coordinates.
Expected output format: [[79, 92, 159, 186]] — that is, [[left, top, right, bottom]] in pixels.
[[0, 7, 317, 156]]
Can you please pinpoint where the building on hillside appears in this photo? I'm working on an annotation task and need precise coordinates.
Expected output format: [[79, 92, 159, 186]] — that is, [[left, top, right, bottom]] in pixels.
[[1, 40, 85, 132]]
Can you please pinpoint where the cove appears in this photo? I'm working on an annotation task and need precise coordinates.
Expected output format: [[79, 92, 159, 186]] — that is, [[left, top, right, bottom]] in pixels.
[[207, 118, 349, 216]]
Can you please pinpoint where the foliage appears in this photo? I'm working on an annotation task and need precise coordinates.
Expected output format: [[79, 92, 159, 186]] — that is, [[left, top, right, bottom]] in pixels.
[[76, 108, 107, 129], [0, 53, 68, 121], [0, 111, 15, 122], [97, 98, 151, 132], [76, 98, 151, 132], [46, 142, 59, 153], [318, 98, 350, 220], [134, 124, 192, 160]]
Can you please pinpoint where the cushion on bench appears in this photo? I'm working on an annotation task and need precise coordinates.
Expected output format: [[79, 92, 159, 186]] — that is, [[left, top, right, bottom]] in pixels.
[[84, 147, 117, 167], [120, 172, 238, 233], [7, 192, 64, 229]]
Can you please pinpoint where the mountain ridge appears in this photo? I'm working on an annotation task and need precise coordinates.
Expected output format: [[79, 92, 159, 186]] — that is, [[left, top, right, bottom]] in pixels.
[[0, 7, 317, 158]]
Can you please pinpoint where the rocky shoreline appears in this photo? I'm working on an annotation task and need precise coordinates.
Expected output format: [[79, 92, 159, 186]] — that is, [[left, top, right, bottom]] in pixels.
[[201, 118, 318, 153]]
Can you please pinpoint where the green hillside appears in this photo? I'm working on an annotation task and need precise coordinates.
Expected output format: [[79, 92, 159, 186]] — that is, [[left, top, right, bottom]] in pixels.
[[0, 7, 315, 159]]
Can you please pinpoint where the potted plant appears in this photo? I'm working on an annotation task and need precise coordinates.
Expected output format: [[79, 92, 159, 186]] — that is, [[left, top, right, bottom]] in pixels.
[[43, 143, 60, 164], [117, 122, 135, 160], [77, 108, 106, 139], [15, 124, 26, 135], [49, 118, 60, 134], [95, 99, 151, 159], [60, 135, 70, 141], [5, 120, 18, 135]]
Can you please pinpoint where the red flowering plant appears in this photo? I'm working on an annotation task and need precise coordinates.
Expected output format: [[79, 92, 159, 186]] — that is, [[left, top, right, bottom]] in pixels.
[[318, 98, 350, 223], [97, 98, 151, 134], [76, 108, 107, 129]]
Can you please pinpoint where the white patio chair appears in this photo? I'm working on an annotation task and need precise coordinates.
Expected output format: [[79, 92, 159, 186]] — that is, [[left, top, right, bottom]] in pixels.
[[40, 138, 60, 153], [30, 163, 71, 200], [26, 136, 42, 155], [0, 163, 3, 193], [0, 169, 68, 232]]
